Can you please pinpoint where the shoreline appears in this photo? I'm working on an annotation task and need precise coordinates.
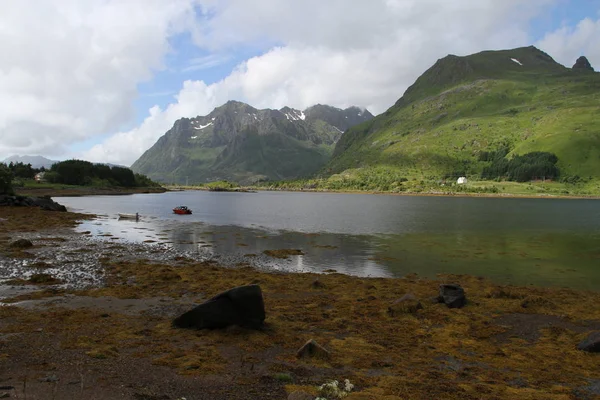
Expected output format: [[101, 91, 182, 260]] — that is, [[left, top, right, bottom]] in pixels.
[[15, 185, 167, 197], [166, 185, 600, 200], [0, 207, 599, 399], [12, 183, 598, 201]]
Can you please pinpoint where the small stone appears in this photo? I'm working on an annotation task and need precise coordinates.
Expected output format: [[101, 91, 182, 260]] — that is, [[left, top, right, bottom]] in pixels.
[[9, 239, 33, 249], [288, 391, 313, 400], [439, 284, 466, 308], [312, 279, 326, 289], [577, 331, 600, 353], [296, 339, 330, 360], [388, 293, 423, 315], [38, 375, 59, 383]]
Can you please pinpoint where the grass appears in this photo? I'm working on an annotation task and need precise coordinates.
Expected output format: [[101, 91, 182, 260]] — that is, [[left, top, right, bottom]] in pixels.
[[327, 47, 600, 186], [254, 166, 600, 197]]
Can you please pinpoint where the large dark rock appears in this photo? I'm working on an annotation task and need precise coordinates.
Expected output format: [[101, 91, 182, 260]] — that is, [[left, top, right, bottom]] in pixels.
[[577, 331, 600, 353], [438, 284, 467, 308], [572, 56, 594, 71], [173, 284, 265, 330], [0, 195, 66, 211]]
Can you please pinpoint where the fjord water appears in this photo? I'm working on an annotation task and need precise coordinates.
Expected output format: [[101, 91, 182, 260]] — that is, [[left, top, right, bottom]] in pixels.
[[55, 191, 600, 290]]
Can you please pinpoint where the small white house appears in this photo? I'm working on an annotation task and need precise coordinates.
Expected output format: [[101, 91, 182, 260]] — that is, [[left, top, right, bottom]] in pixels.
[[34, 172, 46, 183], [457, 176, 467, 185]]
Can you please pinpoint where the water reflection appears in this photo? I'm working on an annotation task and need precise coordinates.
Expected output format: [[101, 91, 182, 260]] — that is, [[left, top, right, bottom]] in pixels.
[[73, 214, 600, 290], [56, 191, 600, 290]]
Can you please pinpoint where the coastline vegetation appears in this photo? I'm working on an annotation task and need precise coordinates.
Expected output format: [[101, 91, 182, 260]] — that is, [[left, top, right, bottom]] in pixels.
[[1, 159, 164, 196], [164, 166, 600, 198]]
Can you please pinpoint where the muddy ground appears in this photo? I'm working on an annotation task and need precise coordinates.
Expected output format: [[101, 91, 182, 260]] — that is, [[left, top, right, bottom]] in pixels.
[[0, 207, 599, 400]]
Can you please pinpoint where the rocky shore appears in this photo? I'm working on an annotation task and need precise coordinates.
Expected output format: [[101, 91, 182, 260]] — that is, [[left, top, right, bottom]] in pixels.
[[0, 207, 599, 400], [0, 194, 67, 211], [15, 186, 167, 198]]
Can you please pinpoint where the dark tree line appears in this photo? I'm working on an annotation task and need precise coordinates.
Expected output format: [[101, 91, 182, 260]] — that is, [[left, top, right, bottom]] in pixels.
[[6, 162, 42, 179], [46, 159, 158, 187], [481, 151, 560, 182]]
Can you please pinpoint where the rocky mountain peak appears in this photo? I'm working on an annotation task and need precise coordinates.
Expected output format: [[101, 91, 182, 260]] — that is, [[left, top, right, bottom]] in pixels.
[[572, 56, 594, 71]]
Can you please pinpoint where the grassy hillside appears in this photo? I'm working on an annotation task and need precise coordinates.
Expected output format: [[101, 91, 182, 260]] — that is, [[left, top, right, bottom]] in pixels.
[[327, 46, 600, 184]]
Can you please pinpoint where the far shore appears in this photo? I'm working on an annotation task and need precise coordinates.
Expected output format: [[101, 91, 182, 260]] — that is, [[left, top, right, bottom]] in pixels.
[[15, 185, 167, 197], [165, 185, 600, 200], [11, 181, 600, 200]]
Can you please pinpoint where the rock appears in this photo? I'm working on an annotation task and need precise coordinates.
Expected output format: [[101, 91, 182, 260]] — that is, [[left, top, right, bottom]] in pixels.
[[172, 284, 265, 330], [38, 375, 59, 383], [9, 239, 33, 249], [388, 293, 423, 315], [296, 339, 330, 360], [312, 279, 326, 289], [438, 284, 466, 308], [29, 196, 67, 212], [577, 331, 600, 353], [572, 56, 594, 71], [0, 392, 9, 398], [520, 296, 553, 309], [288, 391, 314, 400], [0, 195, 66, 211]]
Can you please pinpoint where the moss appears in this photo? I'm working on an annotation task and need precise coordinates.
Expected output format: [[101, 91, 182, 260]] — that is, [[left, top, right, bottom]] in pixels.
[[1, 208, 599, 398], [263, 249, 304, 259]]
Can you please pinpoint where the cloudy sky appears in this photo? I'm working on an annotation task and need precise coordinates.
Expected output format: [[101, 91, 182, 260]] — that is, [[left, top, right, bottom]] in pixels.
[[1, 0, 599, 166]]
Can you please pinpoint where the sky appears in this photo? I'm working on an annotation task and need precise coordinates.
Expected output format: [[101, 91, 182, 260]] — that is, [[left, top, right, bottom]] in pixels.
[[1, 0, 599, 166]]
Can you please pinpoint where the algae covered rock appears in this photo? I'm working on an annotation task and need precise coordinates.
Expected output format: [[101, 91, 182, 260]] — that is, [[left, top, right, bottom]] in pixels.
[[173, 284, 265, 330], [388, 293, 423, 315]]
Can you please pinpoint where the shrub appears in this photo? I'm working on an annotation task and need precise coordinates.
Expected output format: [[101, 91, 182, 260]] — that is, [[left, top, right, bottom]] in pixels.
[[482, 151, 559, 182]]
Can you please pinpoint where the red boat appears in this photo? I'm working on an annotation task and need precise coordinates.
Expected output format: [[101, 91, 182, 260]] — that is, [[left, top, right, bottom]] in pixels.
[[173, 206, 192, 215]]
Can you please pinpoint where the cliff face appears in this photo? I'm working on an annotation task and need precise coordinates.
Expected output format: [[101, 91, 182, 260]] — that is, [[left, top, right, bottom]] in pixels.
[[131, 101, 373, 184]]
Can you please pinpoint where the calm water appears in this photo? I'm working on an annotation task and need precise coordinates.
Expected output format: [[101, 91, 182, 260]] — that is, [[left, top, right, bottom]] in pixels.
[[54, 191, 600, 290]]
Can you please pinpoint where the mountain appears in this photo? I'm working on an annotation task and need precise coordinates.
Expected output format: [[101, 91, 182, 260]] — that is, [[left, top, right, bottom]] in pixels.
[[326, 46, 600, 180], [3, 155, 58, 169], [131, 101, 373, 184]]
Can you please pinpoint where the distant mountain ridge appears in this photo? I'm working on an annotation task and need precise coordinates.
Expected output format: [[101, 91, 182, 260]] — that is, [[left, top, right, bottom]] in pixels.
[[131, 101, 373, 184], [3, 155, 127, 170], [3, 155, 57, 169], [327, 46, 600, 181]]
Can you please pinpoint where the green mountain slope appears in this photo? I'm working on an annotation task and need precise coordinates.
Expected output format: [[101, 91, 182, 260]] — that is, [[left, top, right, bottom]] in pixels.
[[131, 101, 373, 184], [327, 46, 600, 181]]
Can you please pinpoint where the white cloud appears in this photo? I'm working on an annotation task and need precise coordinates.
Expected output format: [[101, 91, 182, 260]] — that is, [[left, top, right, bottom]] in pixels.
[[0, 0, 199, 159], [8, 0, 599, 168], [183, 53, 233, 72], [537, 17, 600, 70], [85, 0, 558, 166]]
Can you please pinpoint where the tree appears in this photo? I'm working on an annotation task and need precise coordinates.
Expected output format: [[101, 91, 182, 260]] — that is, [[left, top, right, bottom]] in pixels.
[[0, 164, 14, 195]]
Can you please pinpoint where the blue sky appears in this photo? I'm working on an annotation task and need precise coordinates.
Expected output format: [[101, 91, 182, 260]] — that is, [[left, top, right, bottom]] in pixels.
[[132, 0, 600, 128]]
